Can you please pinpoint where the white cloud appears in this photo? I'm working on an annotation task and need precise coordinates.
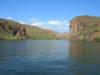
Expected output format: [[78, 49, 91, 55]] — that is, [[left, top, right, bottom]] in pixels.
[[6, 17, 13, 20], [32, 21, 44, 26], [48, 20, 69, 32], [19, 21, 25, 24], [47, 20, 61, 26], [29, 18, 70, 32], [29, 18, 39, 22], [30, 18, 44, 26], [63, 20, 69, 26], [47, 20, 69, 27], [31, 19, 50, 29]]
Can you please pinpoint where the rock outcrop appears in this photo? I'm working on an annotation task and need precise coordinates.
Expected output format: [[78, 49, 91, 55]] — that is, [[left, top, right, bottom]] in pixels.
[[0, 18, 26, 37], [70, 16, 100, 41]]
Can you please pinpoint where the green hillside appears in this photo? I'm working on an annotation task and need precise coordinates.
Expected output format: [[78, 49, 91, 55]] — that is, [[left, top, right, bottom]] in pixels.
[[0, 18, 57, 40]]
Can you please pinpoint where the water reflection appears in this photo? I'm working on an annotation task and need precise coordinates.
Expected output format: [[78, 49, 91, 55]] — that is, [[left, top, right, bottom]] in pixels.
[[69, 42, 100, 64], [69, 41, 100, 75]]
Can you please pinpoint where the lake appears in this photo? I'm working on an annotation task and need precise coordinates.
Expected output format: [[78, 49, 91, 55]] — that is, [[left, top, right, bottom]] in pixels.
[[0, 40, 100, 75]]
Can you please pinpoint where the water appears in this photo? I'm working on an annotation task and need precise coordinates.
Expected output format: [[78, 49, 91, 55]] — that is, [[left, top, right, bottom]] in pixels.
[[0, 40, 100, 75]]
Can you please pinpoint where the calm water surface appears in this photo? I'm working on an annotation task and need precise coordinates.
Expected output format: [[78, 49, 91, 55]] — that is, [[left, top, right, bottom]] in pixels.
[[0, 40, 100, 75]]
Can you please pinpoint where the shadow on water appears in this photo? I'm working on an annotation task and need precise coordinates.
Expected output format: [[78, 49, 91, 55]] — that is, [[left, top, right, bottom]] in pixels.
[[69, 41, 100, 75]]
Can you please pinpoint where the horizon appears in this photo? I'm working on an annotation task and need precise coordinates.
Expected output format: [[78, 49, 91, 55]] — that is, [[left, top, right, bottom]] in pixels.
[[0, 0, 100, 32]]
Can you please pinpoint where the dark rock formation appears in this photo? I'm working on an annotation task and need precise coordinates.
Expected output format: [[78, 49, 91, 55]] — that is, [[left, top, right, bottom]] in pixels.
[[13, 25, 26, 36], [0, 18, 26, 37]]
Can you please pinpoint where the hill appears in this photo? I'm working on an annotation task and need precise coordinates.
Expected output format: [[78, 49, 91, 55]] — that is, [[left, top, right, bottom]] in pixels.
[[0, 18, 57, 40]]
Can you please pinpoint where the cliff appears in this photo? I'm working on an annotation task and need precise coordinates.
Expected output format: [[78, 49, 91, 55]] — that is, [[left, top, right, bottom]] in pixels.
[[70, 16, 100, 41]]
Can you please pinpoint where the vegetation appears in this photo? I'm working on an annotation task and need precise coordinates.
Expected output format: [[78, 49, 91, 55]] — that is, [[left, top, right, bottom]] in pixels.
[[95, 37, 100, 42]]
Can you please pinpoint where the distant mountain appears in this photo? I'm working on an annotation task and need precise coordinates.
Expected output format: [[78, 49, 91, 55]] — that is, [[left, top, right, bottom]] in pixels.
[[70, 15, 100, 41], [0, 18, 57, 40]]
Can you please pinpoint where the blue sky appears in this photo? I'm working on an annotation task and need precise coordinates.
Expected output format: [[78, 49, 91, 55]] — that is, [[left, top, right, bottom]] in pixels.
[[0, 0, 100, 32]]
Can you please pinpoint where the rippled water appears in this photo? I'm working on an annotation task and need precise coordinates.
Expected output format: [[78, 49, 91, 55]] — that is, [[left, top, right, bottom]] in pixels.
[[0, 40, 100, 75]]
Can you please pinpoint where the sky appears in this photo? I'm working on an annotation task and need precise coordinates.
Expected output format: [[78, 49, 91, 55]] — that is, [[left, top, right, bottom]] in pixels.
[[0, 0, 100, 32]]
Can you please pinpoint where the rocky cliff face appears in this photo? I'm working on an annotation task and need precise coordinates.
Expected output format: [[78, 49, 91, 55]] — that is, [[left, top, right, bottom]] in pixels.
[[0, 18, 26, 37], [70, 16, 100, 41]]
